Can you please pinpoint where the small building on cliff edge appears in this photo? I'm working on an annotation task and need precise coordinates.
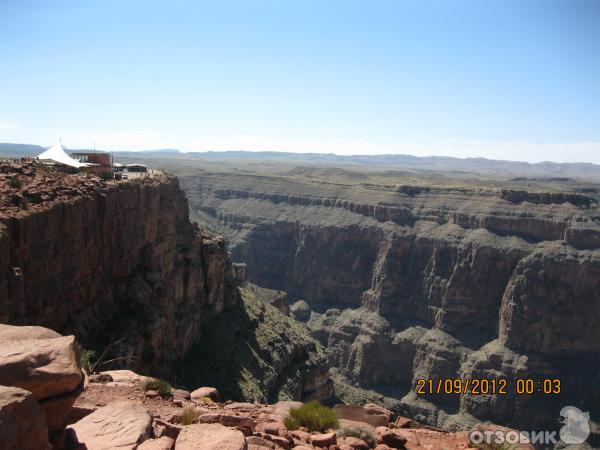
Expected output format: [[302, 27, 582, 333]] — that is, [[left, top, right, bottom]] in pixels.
[[37, 142, 88, 169], [71, 150, 113, 176], [38, 143, 114, 177]]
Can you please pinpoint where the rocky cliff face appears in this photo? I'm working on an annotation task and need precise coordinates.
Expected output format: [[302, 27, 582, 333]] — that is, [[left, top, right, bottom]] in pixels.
[[181, 171, 600, 438], [178, 285, 332, 403], [0, 162, 238, 380], [0, 162, 332, 403]]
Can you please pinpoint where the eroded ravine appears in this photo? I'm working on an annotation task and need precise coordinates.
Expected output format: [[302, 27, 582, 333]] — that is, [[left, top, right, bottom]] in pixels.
[[180, 171, 600, 433]]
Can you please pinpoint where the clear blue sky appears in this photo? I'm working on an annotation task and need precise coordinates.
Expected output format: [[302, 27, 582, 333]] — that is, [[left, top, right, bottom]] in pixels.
[[1, 0, 599, 162]]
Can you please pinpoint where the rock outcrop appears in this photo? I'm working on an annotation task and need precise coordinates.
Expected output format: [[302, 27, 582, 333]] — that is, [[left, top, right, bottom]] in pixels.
[[181, 171, 600, 440], [0, 385, 50, 450], [0, 162, 332, 406], [0, 325, 82, 398], [191, 387, 220, 403], [69, 400, 153, 450], [178, 286, 332, 403], [71, 376, 481, 450], [137, 436, 175, 450], [175, 423, 247, 450], [0, 324, 84, 444]]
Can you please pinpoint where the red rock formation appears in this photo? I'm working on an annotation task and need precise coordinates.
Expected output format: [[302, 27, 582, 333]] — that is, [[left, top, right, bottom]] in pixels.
[[0, 162, 238, 378], [71, 379, 479, 450], [0, 385, 50, 450]]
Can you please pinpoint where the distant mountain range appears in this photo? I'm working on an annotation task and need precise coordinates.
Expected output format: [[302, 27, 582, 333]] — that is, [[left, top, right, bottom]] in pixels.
[[2, 142, 600, 180]]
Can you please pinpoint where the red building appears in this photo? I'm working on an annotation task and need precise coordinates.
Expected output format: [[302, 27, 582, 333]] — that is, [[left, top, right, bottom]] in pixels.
[[71, 151, 113, 176]]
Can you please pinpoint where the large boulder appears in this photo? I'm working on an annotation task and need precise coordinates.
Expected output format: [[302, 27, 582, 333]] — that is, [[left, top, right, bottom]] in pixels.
[[172, 389, 191, 401], [267, 400, 304, 417], [338, 419, 376, 432], [333, 405, 390, 427], [375, 426, 408, 448], [246, 436, 272, 449], [0, 324, 60, 341], [290, 300, 311, 322], [375, 427, 471, 450], [310, 431, 337, 447], [0, 385, 50, 450], [0, 324, 82, 399], [99, 369, 153, 386], [199, 413, 255, 434], [338, 436, 370, 450], [0, 324, 84, 432], [69, 400, 152, 450], [363, 404, 392, 422], [190, 386, 221, 402], [175, 423, 247, 450], [138, 436, 175, 450]]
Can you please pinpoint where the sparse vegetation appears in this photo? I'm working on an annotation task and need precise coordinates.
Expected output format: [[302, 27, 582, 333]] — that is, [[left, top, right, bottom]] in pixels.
[[8, 176, 21, 188], [144, 378, 172, 397], [180, 407, 201, 425], [283, 415, 300, 430], [177, 288, 327, 403], [196, 396, 215, 405], [284, 400, 338, 432], [80, 348, 97, 374], [78, 336, 136, 374], [338, 426, 377, 448]]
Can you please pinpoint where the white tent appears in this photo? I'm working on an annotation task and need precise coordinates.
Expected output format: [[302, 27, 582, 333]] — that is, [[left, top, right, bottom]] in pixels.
[[38, 143, 87, 168]]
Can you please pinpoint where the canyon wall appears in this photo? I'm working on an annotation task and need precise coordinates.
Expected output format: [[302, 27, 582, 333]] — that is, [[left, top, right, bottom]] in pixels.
[[178, 285, 332, 404], [0, 164, 238, 379], [0, 163, 330, 403], [181, 172, 600, 437]]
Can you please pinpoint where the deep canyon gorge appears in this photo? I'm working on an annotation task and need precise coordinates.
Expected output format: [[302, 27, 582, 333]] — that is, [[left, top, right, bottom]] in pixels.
[[1, 153, 599, 448], [173, 160, 600, 439], [0, 162, 330, 404]]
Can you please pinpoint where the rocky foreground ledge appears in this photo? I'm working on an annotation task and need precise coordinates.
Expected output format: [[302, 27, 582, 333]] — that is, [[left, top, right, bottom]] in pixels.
[[67, 381, 479, 450], [0, 324, 533, 450]]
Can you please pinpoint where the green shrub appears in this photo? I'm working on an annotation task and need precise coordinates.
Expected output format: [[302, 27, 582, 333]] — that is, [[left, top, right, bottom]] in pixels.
[[180, 407, 200, 425], [8, 176, 22, 189], [196, 396, 214, 405], [283, 415, 300, 430], [338, 426, 377, 448], [80, 349, 97, 374], [144, 379, 172, 397], [284, 400, 338, 432]]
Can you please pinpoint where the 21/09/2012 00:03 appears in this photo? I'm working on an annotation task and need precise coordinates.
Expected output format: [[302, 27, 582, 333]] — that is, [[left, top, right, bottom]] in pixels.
[[416, 378, 561, 396]]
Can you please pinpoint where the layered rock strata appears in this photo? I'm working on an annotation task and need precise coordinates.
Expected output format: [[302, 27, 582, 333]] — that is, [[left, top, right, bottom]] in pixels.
[[0, 162, 237, 379], [182, 171, 600, 441]]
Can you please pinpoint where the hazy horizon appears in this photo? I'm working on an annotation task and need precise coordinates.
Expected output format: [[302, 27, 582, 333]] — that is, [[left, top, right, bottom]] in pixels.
[[5, 141, 600, 167], [1, 1, 599, 163]]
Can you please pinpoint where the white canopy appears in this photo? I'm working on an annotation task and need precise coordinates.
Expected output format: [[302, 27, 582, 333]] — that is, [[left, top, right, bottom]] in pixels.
[[38, 143, 87, 168]]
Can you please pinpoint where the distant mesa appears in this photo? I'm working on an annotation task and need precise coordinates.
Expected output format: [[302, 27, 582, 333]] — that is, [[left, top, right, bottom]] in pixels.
[[2, 143, 600, 180]]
